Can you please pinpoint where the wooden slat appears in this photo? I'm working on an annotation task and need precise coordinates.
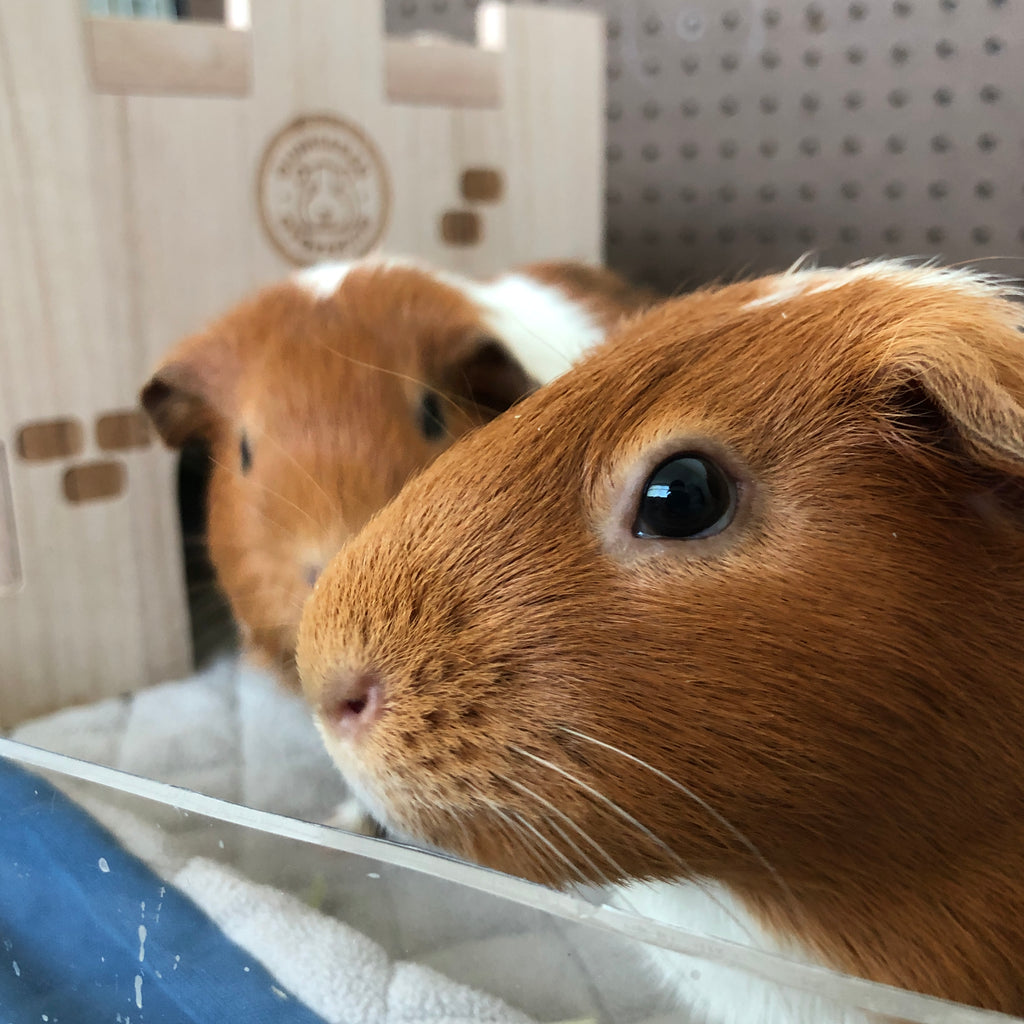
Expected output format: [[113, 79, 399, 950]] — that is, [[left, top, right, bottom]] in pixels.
[[385, 36, 502, 108], [85, 17, 251, 96]]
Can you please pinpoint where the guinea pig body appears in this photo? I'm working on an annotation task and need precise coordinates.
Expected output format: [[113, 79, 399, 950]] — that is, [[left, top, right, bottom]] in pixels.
[[142, 256, 650, 687], [298, 261, 1024, 1020]]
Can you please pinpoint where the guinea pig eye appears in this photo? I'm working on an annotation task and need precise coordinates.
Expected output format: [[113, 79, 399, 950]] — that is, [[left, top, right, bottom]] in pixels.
[[419, 391, 446, 441], [633, 454, 734, 540], [239, 433, 253, 474]]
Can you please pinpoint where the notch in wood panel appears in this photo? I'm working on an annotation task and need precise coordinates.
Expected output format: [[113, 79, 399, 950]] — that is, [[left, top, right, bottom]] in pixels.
[[461, 168, 504, 202], [63, 461, 126, 504], [440, 210, 482, 246], [385, 37, 502, 108], [97, 410, 152, 452], [17, 419, 84, 462], [85, 17, 252, 96], [0, 443, 22, 592]]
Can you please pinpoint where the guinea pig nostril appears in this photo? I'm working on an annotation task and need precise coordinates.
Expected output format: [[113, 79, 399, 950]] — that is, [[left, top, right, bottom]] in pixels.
[[306, 564, 323, 588], [322, 673, 384, 737]]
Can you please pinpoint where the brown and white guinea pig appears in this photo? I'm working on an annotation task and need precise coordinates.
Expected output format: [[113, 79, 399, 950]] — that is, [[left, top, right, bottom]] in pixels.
[[141, 256, 652, 688], [297, 260, 1024, 1021]]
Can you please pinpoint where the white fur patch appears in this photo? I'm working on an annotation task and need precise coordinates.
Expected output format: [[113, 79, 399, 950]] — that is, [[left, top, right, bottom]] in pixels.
[[293, 255, 423, 300], [293, 261, 356, 300], [461, 273, 607, 385], [294, 257, 607, 384], [614, 880, 870, 1024], [745, 258, 1017, 311]]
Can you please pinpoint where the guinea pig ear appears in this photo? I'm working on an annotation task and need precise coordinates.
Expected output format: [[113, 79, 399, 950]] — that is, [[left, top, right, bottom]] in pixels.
[[140, 332, 237, 449], [885, 343, 1024, 476], [446, 335, 539, 421]]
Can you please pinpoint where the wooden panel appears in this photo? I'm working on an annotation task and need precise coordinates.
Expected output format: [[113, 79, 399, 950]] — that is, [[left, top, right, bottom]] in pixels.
[[0, 0, 602, 728], [63, 461, 126, 504], [16, 418, 84, 461], [96, 410, 151, 451], [86, 17, 251, 96], [385, 36, 501, 108]]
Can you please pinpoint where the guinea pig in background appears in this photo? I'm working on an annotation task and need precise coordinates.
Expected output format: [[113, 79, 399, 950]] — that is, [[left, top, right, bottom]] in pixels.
[[298, 260, 1024, 1022], [142, 257, 652, 688]]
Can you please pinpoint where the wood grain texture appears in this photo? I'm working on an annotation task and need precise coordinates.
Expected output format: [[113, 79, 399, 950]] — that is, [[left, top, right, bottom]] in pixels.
[[0, 0, 603, 727]]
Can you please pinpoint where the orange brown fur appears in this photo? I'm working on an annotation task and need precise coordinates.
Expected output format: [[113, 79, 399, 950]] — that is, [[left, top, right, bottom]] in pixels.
[[298, 265, 1024, 1013], [142, 260, 646, 687]]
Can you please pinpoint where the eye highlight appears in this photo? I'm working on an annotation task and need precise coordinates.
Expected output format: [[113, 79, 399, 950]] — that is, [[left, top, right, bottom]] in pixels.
[[633, 454, 734, 539], [240, 432, 253, 474], [419, 391, 446, 441]]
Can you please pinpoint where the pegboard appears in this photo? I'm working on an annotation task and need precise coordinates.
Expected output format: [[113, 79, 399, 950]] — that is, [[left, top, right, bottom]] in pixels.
[[387, 0, 1024, 291]]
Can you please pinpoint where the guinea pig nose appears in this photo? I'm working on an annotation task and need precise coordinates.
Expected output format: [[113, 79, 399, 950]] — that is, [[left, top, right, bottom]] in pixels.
[[305, 563, 324, 588], [321, 671, 385, 739]]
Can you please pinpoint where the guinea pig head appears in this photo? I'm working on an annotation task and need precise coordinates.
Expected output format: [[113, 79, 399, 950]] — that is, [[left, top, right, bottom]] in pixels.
[[142, 262, 535, 687], [298, 263, 1024, 1011]]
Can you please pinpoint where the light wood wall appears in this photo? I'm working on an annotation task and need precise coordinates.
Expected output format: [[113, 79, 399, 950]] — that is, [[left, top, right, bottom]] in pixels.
[[0, 0, 604, 727]]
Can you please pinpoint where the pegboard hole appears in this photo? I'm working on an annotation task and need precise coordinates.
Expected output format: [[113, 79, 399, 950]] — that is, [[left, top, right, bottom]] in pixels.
[[717, 226, 737, 244], [926, 226, 946, 244], [928, 181, 949, 200], [799, 136, 820, 156], [887, 88, 909, 108], [803, 49, 822, 67], [760, 95, 779, 114], [936, 39, 956, 58], [722, 10, 741, 30], [844, 91, 863, 110], [0, 443, 21, 592], [804, 5, 827, 32], [681, 98, 700, 117], [719, 140, 738, 159], [977, 132, 999, 152], [682, 55, 700, 75], [848, 2, 867, 19], [719, 96, 739, 116], [886, 134, 907, 154], [931, 134, 953, 153], [797, 226, 817, 244], [893, 0, 912, 14], [975, 180, 995, 199], [885, 181, 905, 200], [839, 226, 860, 243], [680, 141, 699, 160], [759, 139, 779, 158], [972, 226, 993, 244], [718, 184, 738, 202], [720, 53, 739, 72], [984, 36, 1004, 55], [840, 181, 860, 200], [890, 44, 910, 64], [679, 186, 698, 203], [799, 183, 817, 201], [759, 184, 778, 202], [980, 84, 1001, 103], [883, 226, 903, 244]]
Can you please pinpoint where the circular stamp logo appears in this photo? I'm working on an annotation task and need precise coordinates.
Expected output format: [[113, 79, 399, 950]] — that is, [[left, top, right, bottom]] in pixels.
[[257, 114, 391, 265]]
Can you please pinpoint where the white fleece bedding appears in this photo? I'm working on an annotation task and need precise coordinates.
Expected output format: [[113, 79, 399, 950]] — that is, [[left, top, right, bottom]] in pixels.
[[10, 656, 678, 1024]]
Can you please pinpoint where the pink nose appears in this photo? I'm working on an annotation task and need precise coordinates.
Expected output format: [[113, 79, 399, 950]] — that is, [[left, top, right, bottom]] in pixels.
[[320, 671, 384, 739]]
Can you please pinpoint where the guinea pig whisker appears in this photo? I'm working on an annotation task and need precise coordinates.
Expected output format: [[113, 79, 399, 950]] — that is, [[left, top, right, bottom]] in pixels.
[[307, 338, 469, 428], [487, 803, 590, 888], [207, 453, 321, 532], [559, 727, 796, 911], [510, 745, 757, 943], [248, 428, 340, 517], [503, 776, 637, 894]]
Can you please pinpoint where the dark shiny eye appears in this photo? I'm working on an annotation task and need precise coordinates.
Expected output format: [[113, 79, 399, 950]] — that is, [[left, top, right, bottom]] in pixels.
[[239, 433, 253, 474], [633, 454, 734, 539], [419, 391, 446, 441]]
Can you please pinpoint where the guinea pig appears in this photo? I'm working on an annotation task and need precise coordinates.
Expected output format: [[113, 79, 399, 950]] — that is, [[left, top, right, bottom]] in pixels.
[[141, 256, 652, 688], [297, 260, 1024, 1021]]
